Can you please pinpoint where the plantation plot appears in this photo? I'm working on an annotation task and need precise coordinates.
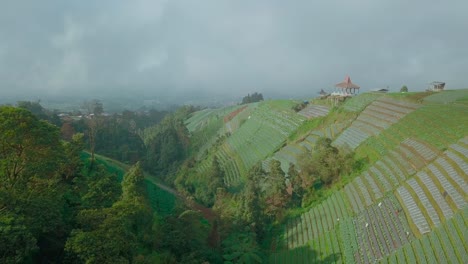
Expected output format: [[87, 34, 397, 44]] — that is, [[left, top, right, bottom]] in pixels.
[[424, 89, 468, 103], [342, 92, 384, 112], [406, 178, 441, 227], [280, 192, 352, 249], [378, 206, 468, 264], [298, 104, 330, 118], [353, 197, 414, 263], [223, 102, 305, 175], [427, 163, 466, 210], [416, 171, 454, 219], [334, 97, 420, 150], [396, 185, 431, 234]]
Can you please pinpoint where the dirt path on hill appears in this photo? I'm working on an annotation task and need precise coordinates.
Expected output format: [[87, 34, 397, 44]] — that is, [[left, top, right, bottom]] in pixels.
[[144, 176, 220, 247], [144, 175, 217, 223]]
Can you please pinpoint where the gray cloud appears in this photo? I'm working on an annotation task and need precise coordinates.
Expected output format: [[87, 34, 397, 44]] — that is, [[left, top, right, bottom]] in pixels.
[[1, 0, 467, 99]]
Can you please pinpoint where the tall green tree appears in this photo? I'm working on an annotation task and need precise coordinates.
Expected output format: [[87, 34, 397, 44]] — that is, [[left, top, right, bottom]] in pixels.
[[222, 232, 263, 264], [0, 106, 68, 262], [240, 163, 265, 239], [66, 163, 153, 263], [299, 137, 355, 187], [264, 160, 288, 219], [288, 163, 303, 206]]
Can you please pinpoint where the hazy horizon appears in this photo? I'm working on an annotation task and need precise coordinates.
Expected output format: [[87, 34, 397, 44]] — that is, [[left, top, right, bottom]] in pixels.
[[1, 1, 467, 100]]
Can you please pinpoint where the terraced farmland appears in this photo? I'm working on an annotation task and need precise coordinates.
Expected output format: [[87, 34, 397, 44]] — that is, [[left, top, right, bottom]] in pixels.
[[342, 92, 384, 112], [379, 207, 468, 263], [274, 135, 467, 263], [213, 101, 305, 185], [356, 101, 468, 163], [185, 91, 468, 263], [298, 104, 330, 118], [424, 89, 468, 103], [396, 139, 468, 236], [268, 122, 348, 173], [343, 138, 440, 215], [334, 97, 420, 150]]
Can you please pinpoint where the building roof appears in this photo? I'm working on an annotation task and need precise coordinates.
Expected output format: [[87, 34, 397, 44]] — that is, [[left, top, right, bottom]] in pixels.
[[335, 76, 360, 89]]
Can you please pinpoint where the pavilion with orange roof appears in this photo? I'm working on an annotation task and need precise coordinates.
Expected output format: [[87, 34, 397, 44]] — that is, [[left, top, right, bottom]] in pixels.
[[335, 75, 360, 95]]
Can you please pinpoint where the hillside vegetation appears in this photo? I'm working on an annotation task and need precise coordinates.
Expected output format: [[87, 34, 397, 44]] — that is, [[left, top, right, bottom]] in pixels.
[[183, 89, 468, 263], [2, 89, 467, 263]]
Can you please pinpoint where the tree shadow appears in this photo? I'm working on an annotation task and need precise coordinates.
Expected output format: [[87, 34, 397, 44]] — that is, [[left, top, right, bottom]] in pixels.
[[270, 245, 342, 264]]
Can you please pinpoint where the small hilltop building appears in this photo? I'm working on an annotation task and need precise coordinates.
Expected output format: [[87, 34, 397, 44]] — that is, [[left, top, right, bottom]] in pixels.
[[427, 81, 445, 92], [334, 75, 360, 95]]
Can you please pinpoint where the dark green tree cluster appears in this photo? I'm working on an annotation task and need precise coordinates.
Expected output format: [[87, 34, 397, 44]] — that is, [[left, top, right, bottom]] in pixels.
[[65, 163, 155, 263], [142, 107, 192, 182], [298, 137, 356, 204], [0, 106, 74, 262], [17, 100, 62, 127], [0, 106, 218, 263], [241, 92, 264, 104]]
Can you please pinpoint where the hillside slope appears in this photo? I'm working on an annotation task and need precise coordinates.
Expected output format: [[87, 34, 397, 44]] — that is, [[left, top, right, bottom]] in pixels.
[[186, 89, 468, 263]]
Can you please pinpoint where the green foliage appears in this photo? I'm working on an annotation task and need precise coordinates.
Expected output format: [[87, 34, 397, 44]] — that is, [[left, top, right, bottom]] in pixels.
[[159, 209, 214, 263], [66, 163, 153, 263], [241, 164, 265, 237], [81, 164, 121, 208], [0, 106, 64, 188], [292, 101, 308, 112], [264, 160, 289, 219], [400, 85, 409, 92], [0, 212, 37, 264], [241, 92, 264, 104], [0, 106, 70, 262], [94, 116, 146, 164], [288, 163, 303, 206], [299, 138, 354, 186], [142, 111, 190, 180], [222, 232, 263, 264], [288, 117, 323, 141], [17, 100, 62, 126]]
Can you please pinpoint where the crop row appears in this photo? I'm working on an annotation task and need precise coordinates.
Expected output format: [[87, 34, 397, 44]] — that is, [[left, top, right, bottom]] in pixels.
[[353, 196, 414, 263], [354, 102, 468, 167], [282, 192, 350, 249], [395, 139, 467, 236], [379, 208, 467, 263], [334, 97, 420, 150], [343, 138, 437, 215], [272, 228, 344, 264], [342, 92, 384, 112], [298, 104, 330, 118]]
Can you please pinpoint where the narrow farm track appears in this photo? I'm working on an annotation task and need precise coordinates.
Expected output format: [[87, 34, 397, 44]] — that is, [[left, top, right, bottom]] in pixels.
[[92, 152, 217, 223], [144, 176, 217, 222]]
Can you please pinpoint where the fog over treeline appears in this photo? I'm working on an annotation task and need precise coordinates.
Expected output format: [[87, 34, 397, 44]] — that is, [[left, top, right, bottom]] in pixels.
[[1, 0, 467, 102]]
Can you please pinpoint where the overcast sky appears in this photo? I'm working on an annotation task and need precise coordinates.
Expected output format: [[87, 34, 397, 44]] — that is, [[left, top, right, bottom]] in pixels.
[[1, 0, 467, 99]]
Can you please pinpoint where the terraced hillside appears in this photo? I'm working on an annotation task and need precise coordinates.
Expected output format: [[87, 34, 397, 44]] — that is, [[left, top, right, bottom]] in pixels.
[[264, 122, 348, 173], [334, 97, 420, 150], [298, 104, 330, 118], [269, 90, 468, 263], [189, 100, 306, 186]]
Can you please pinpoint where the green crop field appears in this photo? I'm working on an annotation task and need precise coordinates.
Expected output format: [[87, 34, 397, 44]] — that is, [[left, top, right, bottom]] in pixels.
[[192, 100, 306, 186], [267, 91, 468, 263], [424, 89, 468, 104], [181, 91, 468, 263]]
